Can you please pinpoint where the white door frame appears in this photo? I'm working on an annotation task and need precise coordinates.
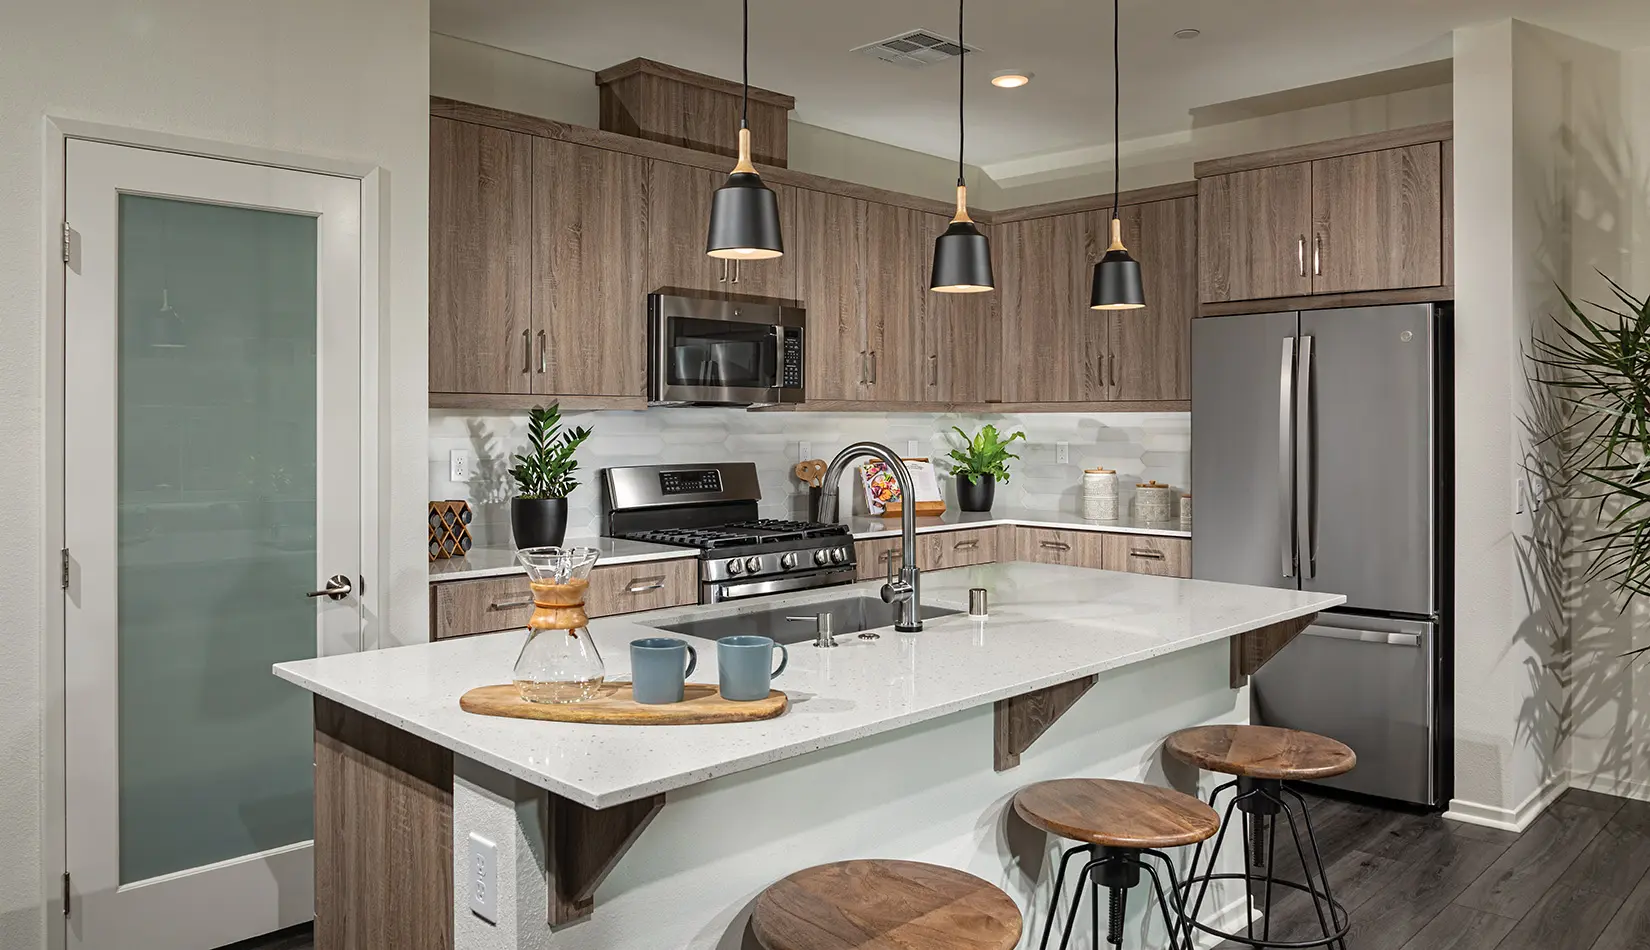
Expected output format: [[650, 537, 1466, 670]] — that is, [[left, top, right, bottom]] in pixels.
[[40, 116, 387, 950]]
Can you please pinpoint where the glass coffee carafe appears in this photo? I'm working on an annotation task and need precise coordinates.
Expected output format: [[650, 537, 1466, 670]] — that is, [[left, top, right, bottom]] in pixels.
[[513, 546, 605, 703]]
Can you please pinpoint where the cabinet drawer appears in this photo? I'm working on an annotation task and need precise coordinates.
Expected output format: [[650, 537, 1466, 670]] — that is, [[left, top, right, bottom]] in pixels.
[[430, 557, 698, 641], [855, 536, 903, 581], [1013, 528, 1106, 569], [585, 558, 698, 618], [921, 528, 997, 570], [1104, 535, 1191, 577]]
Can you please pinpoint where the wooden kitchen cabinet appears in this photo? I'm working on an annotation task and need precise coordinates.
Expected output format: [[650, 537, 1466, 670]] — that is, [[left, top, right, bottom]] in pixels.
[[1013, 527, 1107, 569], [1102, 534, 1190, 578], [1310, 143, 1443, 294], [999, 212, 1100, 403], [531, 138, 648, 396], [861, 202, 926, 402], [854, 535, 902, 581], [429, 116, 534, 395], [646, 160, 797, 301], [1198, 163, 1314, 304], [922, 213, 1001, 403], [430, 558, 697, 641], [1107, 198, 1196, 401], [855, 527, 999, 579]]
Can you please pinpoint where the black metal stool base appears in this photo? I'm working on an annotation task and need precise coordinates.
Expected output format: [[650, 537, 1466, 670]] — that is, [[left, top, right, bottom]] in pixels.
[[1037, 843, 1194, 950], [1176, 778, 1349, 949]]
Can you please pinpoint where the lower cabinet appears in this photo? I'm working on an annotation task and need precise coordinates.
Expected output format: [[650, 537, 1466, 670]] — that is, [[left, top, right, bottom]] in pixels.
[[853, 525, 1191, 580], [430, 557, 697, 641], [1013, 527, 1108, 569], [854, 527, 998, 580], [1101, 533, 1191, 578]]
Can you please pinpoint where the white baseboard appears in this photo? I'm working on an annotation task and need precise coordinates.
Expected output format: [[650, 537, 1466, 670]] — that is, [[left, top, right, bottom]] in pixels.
[[1568, 770, 1650, 802], [1191, 895, 1262, 950], [1443, 773, 1567, 831]]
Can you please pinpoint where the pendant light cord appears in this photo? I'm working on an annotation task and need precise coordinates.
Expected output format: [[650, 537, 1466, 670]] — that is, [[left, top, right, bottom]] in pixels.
[[957, 0, 966, 187], [741, 0, 750, 130], [1112, 0, 1120, 222]]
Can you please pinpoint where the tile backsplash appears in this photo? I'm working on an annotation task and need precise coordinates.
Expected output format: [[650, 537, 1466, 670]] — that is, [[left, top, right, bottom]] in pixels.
[[430, 408, 1190, 548]]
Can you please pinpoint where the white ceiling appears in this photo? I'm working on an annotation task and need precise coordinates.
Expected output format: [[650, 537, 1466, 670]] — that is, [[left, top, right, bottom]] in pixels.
[[431, 0, 1650, 167]]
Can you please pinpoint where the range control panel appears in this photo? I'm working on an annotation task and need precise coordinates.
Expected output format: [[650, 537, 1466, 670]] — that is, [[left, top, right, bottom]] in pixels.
[[659, 469, 723, 495]]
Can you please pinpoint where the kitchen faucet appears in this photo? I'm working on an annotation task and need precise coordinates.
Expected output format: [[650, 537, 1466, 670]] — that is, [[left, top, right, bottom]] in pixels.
[[812, 442, 922, 632]]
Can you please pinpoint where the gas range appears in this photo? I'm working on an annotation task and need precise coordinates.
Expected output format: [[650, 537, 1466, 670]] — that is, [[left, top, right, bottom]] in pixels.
[[602, 463, 858, 604]]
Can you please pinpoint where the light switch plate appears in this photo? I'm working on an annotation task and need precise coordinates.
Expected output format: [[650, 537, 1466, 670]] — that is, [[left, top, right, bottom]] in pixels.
[[1057, 442, 1070, 465], [468, 832, 497, 923], [449, 449, 471, 482]]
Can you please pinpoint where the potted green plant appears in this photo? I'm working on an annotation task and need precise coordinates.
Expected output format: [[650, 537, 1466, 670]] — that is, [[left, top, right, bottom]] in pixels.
[[509, 404, 593, 549], [946, 424, 1026, 512]]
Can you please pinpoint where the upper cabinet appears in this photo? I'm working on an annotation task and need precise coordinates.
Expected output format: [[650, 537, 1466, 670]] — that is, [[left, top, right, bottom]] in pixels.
[[647, 161, 797, 301], [1110, 197, 1197, 402], [429, 117, 533, 396], [1196, 126, 1450, 306], [922, 213, 1000, 404]]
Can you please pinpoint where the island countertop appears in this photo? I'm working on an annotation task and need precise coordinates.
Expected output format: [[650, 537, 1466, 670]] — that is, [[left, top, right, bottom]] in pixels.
[[276, 563, 1341, 809]]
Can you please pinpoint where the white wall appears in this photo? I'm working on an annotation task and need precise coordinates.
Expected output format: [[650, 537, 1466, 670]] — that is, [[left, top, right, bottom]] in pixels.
[[1448, 20, 1634, 826], [0, 3, 430, 948]]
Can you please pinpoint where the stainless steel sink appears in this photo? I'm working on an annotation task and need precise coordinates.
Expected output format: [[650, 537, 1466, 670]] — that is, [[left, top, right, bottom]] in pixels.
[[651, 596, 962, 645]]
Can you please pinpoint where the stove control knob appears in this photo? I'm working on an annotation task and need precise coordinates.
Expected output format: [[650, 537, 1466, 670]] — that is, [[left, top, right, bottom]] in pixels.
[[779, 552, 798, 570], [813, 549, 830, 567], [828, 547, 847, 565], [744, 556, 763, 574], [726, 558, 744, 576]]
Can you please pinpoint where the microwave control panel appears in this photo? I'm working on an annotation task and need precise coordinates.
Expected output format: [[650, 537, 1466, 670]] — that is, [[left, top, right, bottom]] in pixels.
[[781, 327, 804, 389]]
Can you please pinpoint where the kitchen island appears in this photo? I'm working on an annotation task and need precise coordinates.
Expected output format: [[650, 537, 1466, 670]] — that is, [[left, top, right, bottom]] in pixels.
[[276, 562, 1341, 950]]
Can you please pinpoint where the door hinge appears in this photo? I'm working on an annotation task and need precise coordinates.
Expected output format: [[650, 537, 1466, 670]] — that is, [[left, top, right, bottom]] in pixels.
[[62, 871, 71, 917], [61, 221, 71, 264], [61, 548, 70, 590]]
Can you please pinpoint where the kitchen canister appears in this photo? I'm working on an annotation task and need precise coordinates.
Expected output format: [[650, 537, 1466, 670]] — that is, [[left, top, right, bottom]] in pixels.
[[1180, 493, 1192, 529], [1081, 468, 1118, 521], [1135, 480, 1173, 523]]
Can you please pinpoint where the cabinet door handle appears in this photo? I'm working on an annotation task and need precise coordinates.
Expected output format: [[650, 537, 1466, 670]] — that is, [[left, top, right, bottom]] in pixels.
[[859, 351, 868, 385], [522, 328, 532, 374], [489, 598, 533, 611], [1297, 235, 1307, 277], [718, 259, 728, 283], [625, 576, 667, 594], [1040, 540, 1071, 552], [1313, 234, 1322, 276], [1108, 352, 1116, 388], [878, 550, 897, 563], [953, 538, 979, 551], [928, 354, 938, 386], [537, 330, 547, 374], [1128, 550, 1166, 561], [869, 351, 877, 384], [732, 260, 741, 284]]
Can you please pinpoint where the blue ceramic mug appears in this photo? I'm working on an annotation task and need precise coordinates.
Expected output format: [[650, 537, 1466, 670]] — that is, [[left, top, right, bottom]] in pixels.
[[630, 637, 698, 705], [717, 635, 789, 701]]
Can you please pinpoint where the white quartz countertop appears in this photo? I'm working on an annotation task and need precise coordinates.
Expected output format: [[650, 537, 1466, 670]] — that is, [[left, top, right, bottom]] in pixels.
[[837, 504, 1191, 541], [429, 536, 693, 581], [432, 508, 1188, 582], [279, 563, 1341, 809]]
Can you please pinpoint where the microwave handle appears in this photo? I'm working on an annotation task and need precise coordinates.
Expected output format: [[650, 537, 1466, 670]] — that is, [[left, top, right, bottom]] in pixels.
[[771, 324, 787, 386]]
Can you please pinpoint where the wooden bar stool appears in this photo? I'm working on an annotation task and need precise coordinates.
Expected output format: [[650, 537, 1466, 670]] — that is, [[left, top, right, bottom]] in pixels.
[[1164, 724, 1356, 950], [751, 859, 1022, 950], [1014, 778, 1218, 950]]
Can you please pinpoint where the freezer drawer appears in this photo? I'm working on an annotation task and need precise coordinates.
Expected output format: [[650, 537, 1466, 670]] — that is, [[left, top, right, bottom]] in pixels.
[[1251, 613, 1436, 805]]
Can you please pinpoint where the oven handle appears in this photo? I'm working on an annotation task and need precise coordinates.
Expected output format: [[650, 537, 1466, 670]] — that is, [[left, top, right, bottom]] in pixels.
[[709, 568, 858, 602]]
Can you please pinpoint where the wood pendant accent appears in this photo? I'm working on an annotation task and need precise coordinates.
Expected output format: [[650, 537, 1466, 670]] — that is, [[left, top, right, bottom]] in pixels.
[[1229, 612, 1318, 688], [460, 683, 788, 725], [992, 675, 1097, 771], [547, 792, 665, 925], [752, 859, 1023, 950]]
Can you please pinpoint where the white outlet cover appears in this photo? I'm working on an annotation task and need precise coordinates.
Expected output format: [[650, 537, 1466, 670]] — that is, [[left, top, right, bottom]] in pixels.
[[1056, 442, 1070, 465], [449, 449, 470, 482], [799, 441, 811, 462], [469, 832, 498, 923]]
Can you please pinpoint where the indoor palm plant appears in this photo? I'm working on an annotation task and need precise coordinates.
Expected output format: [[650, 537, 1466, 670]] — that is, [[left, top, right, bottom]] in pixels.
[[1528, 278, 1650, 606], [509, 404, 594, 548], [946, 424, 1026, 512]]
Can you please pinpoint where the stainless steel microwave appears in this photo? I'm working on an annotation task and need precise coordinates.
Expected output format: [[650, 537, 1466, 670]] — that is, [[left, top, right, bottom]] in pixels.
[[647, 293, 806, 406]]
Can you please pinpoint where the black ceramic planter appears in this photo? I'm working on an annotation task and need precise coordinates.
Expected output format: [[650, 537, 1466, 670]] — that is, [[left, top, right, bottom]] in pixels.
[[956, 473, 996, 512], [511, 497, 569, 549]]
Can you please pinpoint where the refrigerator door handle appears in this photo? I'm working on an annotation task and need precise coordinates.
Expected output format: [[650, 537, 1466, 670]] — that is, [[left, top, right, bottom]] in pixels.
[[1279, 336, 1298, 578], [1296, 334, 1316, 579]]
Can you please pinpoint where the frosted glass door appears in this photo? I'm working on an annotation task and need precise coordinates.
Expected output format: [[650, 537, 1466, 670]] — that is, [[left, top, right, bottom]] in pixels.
[[65, 140, 361, 950]]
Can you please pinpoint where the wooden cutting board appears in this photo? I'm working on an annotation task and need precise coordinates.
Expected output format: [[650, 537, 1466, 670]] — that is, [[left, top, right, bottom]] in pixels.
[[459, 683, 788, 725]]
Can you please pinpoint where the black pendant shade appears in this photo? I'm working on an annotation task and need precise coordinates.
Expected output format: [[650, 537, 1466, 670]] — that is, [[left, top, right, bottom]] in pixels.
[[930, 0, 994, 294], [1091, 218, 1145, 310], [705, 1, 784, 261]]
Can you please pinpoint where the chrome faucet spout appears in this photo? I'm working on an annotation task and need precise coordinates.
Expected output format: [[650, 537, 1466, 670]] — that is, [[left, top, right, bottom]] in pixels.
[[813, 441, 923, 632]]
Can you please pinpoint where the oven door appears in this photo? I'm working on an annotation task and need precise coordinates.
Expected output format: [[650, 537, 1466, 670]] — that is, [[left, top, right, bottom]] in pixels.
[[649, 295, 804, 405]]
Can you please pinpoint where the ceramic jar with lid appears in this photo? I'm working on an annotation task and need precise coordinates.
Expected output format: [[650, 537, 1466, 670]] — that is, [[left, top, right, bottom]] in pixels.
[[1180, 493, 1192, 529], [1135, 480, 1173, 523], [1081, 468, 1118, 520]]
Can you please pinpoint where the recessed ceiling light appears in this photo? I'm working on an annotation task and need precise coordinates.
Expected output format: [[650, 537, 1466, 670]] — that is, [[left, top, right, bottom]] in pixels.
[[1173, 28, 1201, 40], [991, 70, 1033, 88]]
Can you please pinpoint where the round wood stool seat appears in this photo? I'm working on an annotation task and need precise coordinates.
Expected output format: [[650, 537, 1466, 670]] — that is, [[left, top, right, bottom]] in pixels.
[[751, 859, 1022, 950], [1013, 778, 1219, 850], [1165, 724, 1356, 781]]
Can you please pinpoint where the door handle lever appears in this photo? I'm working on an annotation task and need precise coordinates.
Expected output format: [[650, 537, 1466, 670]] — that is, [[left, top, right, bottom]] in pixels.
[[306, 574, 352, 601]]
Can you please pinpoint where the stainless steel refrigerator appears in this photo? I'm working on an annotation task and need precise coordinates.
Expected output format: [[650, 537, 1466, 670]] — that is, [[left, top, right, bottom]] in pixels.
[[1192, 303, 1451, 807]]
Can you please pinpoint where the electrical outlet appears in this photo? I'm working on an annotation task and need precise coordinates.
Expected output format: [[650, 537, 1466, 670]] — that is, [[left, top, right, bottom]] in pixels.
[[468, 832, 497, 923], [1530, 477, 1546, 513], [1514, 477, 1528, 515], [1056, 442, 1070, 465], [799, 441, 811, 462], [449, 449, 470, 482], [907, 439, 920, 458]]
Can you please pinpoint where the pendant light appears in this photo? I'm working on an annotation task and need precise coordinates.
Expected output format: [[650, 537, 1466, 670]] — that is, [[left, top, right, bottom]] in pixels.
[[1091, 0, 1145, 310], [930, 0, 994, 293], [706, 0, 784, 261]]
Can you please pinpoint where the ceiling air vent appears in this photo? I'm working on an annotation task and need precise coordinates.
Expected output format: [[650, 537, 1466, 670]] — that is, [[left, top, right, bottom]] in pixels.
[[852, 29, 978, 69]]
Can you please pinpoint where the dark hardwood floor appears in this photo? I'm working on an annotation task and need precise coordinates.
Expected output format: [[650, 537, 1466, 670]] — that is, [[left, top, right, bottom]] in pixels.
[[221, 789, 1650, 950]]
